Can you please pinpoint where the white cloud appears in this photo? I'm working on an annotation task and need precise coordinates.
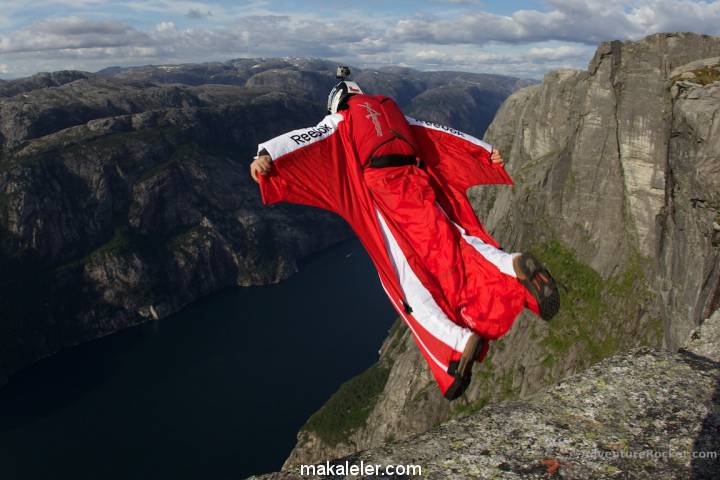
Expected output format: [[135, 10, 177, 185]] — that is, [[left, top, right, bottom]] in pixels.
[[415, 49, 516, 65], [0, 1, 718, 79], [409, 43, 596, 77], [527, 45, 590, 61], [389, 0, 720, 45], [0, 17, 150, 54], [155, 21, 176, 33], [0, 63, 8, 74]]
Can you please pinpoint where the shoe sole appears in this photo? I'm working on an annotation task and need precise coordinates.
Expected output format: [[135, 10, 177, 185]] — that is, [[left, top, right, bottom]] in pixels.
[[516, 253, 560, 321]]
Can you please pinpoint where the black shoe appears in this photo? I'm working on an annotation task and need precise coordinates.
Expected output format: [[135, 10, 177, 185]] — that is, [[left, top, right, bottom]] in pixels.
[[513, 253, 560, 321], [444, 334, 485, 400]]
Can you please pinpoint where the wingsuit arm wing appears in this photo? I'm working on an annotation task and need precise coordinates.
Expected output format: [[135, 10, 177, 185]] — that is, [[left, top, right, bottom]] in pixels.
[[406, 116, 513, 192], [256, 114, 347, 212]]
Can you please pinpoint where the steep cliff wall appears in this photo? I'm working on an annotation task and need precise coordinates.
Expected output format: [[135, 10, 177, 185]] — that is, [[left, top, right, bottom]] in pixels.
[[256, 310, 720, 480], [283, 33, 720, 467], [0, 89, 349, 387]]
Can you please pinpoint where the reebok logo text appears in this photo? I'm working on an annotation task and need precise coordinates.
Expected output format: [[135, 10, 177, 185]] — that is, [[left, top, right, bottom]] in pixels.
[[417, 119, 465, 137], [290, 124, 332, 144]]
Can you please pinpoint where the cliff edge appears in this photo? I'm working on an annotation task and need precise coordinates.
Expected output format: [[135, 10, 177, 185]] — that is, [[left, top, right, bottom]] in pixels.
[[253, 310, 720, 479]]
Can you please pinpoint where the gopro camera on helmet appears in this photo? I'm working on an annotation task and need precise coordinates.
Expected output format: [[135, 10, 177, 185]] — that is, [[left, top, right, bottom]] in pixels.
[[328, 66, 363, 114], [336, 66, 351, 79]]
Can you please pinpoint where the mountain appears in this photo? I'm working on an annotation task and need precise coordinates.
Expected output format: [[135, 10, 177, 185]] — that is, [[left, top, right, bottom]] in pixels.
[[0, 59, 529, 387], [0, 71, 93, 98], [280, 32, 720, 469], [253, 310, 720, 479], [97, 59, 534, 138]]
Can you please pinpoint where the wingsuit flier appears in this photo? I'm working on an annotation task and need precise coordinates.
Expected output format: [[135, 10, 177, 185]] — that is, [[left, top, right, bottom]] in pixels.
[[250, 71, 560, 400]]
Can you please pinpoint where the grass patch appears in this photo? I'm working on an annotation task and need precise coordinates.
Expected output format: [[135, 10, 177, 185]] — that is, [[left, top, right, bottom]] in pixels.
[[52, 226, 132, 273], [531, 240, 654, 365], [531, 240, 606, 358], [303, 363, 390, 447], [92, 226, 131, 257], [672, 65, 720, 86], [453, 395, 490, 417], [690, 66, 720, 85]]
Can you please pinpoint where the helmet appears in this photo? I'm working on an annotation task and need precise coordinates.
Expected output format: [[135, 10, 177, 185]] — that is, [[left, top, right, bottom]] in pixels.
[[327, 80, 363, 114]]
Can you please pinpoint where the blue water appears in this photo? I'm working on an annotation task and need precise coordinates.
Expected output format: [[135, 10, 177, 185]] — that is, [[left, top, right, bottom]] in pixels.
[[0, 238, 396, 479]]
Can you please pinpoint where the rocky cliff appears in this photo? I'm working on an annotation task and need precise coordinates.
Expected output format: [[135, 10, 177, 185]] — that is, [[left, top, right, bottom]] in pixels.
[[282, 32, 720, 469], [254, 309, 720, 479], [0, 59, 526, 387]]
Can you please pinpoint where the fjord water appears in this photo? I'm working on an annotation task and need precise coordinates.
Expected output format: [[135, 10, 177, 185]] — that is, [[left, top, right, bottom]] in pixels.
[[0, 239, 395, 479]]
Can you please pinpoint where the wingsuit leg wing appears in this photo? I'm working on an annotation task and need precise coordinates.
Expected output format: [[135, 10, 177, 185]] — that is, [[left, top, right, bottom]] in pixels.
[[256, 96, 539, 399]]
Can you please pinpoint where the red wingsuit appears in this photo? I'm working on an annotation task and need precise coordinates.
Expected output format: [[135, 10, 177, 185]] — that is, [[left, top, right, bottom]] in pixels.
[[257, 94, 538, 397]]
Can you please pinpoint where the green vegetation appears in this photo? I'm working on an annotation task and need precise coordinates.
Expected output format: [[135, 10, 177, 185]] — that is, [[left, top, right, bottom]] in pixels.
[[690, 66, 720, 85], [531, 240, 606, 358], [452, 395, 490, 417], [530, 240, 656, 365], [91, 226, 132, 257], [303, 363, 391, 446], [671, 65, 720, 87], [449, 347, 497, 418], [52, 226, 132, 273]]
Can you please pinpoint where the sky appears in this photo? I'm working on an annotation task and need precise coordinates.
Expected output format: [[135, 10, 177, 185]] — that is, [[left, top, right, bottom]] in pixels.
[[0, 0, 719, 80]]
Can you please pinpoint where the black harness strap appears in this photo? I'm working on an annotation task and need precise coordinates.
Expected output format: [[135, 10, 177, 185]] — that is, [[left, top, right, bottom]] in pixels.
[[368, 154, 418, 168]]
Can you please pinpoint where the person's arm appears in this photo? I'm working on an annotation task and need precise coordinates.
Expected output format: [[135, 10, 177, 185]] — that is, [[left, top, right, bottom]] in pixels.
[[406, 116, 513, 191], [490, 148, 504, 165], [250, 149, 272, 183], [251, 114, 348, 210]]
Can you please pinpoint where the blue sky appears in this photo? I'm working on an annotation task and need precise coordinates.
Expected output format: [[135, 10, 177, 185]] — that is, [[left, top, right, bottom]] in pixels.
[[1, 1, 719, 79]]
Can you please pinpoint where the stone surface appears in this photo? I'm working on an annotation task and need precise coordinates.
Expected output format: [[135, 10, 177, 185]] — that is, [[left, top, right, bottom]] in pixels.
[[252, 310, 720, 480]]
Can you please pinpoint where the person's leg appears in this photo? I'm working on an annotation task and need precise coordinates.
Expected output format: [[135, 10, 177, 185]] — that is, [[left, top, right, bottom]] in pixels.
[[364, 165, 528, 339], [455, 229, 520, 278], [374, 209, 489, 400]]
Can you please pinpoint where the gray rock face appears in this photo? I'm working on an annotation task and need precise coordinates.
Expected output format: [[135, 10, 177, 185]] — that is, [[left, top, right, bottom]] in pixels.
[[0, 59, 526, 388], [282, 33, 720, 469], [254, 310, 720, 480], [658, 74, 720, 350], [0, 92, 349, 386], [0, 70, 92, 98]]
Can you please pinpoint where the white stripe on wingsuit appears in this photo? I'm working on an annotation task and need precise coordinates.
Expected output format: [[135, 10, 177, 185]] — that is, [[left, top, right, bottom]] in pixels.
[[434, 202, 518, 278], [375, 210, 473, 353], [257, 113, 344, 160], [458, 229, 518, 277], [405, 116, 492, 152], [378, 278, 449, 372]]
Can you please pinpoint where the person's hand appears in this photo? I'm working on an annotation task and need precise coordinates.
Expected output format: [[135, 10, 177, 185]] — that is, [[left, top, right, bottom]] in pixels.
[[490, 148, 504, 165], [250, 155, 272, 183]]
